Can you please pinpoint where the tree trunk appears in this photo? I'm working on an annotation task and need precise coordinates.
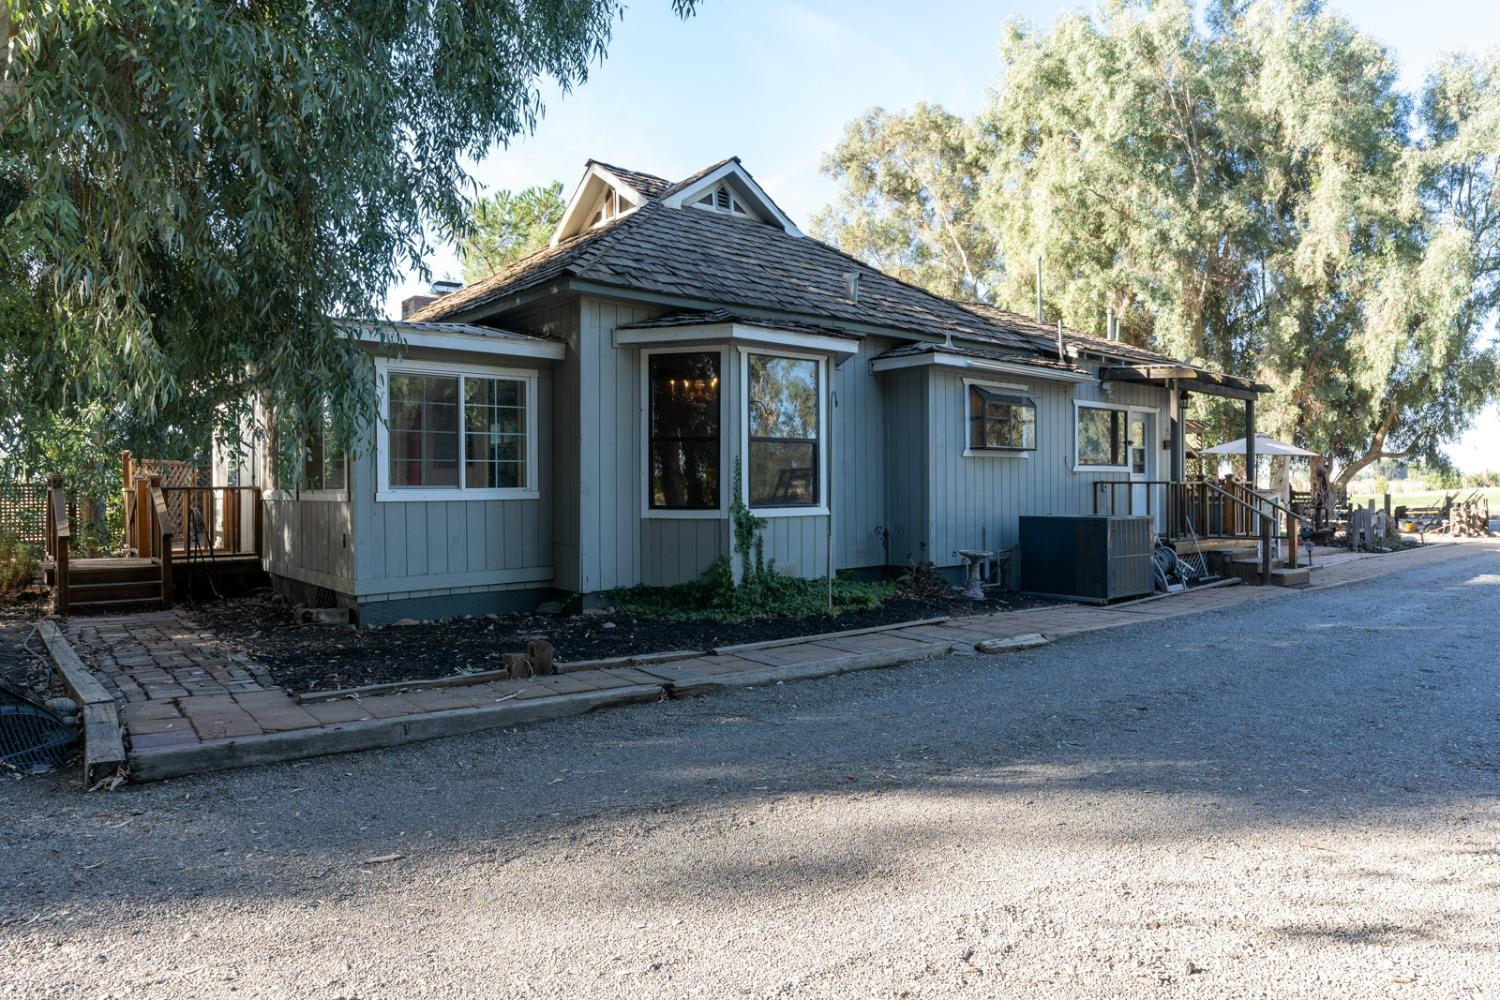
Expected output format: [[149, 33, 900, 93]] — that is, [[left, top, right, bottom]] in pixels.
[[1332, 401, 1405, 491]]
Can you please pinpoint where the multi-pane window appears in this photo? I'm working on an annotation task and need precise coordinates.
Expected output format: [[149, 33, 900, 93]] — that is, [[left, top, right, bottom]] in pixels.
[[747, 354, 819, 508], [968, 386, 1036, 452], [465, 377, 527, 489], [1076, 405, 1128, 467], [648, 352, 721, 510], [385, 368, 530, 494]]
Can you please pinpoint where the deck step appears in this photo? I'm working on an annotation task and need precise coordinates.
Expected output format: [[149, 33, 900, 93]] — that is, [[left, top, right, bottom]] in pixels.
[[67, 580, 164, 603], [1268, 566, 1311, 587], [66, 597, 166, 611]]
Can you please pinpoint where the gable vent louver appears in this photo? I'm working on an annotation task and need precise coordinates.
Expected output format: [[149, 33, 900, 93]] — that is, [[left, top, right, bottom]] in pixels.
[[714, 187, 732, 211]]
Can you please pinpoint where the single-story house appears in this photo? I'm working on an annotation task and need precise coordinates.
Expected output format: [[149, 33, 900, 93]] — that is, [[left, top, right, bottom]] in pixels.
[[218, 157, 1268, 624]]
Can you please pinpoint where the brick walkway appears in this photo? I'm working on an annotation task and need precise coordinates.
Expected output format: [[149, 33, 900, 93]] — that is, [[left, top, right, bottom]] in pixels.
[[57, 539, 1500, 779]]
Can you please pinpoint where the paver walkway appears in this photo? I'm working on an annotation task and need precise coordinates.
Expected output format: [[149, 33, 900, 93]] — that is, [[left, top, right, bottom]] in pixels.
[[56, 539, 1499, 780]]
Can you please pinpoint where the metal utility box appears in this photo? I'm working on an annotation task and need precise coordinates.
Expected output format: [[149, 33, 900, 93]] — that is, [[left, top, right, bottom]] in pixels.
[[1018, 515, 1154, 603]]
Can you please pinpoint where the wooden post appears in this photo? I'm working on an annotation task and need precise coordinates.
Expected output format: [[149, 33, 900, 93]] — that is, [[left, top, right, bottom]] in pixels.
[[1260, 512, 1272, 584], [252, 487, 264, 558], [502, 651, 533, 679], [226, 488, 240, 553], [1244, 398, 1257, 490], [47, 474, 69, 613], [526, 640, 556, 677], [1286, 507, 1298, 569], [134, 475, 151, 557]]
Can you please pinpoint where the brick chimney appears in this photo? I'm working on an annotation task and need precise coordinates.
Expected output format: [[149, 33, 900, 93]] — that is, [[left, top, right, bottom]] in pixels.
[[400, 295, 436, 319]]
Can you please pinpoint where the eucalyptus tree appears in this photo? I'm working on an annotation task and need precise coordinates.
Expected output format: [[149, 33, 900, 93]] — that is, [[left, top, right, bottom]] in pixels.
[[817, 0, 1499, 486], [814, 103, 998, 301], [0, 0, 696, 477]]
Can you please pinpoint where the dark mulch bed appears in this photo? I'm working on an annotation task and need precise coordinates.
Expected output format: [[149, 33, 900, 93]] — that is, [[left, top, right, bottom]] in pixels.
[[190, 586, 1056, 694]]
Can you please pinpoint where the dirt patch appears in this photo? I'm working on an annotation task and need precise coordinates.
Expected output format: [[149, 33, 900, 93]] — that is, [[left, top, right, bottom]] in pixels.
[[189, 587, 1056, 694], [0, 593, 50, 696]]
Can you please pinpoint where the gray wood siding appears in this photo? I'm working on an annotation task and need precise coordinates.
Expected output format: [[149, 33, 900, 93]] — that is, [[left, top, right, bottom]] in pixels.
[[921, 368, 1170, 569], [880, 367, 931, 567], [350, 368, 555, 599], [831, 336, 891, 569], [262, 495, 355, 593], [639, 518, 729, 586], [759, 514, 831, 578], [577, 296, 674, 592]]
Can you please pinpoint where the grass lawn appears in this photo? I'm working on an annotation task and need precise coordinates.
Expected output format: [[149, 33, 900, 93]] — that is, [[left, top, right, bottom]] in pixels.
[[1348, 486, 1500, 509]]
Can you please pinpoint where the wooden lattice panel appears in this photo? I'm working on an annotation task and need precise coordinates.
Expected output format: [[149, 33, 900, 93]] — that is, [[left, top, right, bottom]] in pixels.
[[0, 483, 49, 545]]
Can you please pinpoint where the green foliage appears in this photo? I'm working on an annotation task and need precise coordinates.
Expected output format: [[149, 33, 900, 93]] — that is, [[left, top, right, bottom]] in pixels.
[[0, 0, 697, 473], [729, 458, 768, 584], [817, 1, 1500, 489], [608, 561, 897, 622], [459, 182, 567, 282], [813, 103, 998, 300], [0, 529, 39, 593]]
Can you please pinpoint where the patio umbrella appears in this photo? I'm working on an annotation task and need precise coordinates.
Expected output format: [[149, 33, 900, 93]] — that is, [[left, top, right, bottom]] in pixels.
[[1201, 433, 1318, 457]]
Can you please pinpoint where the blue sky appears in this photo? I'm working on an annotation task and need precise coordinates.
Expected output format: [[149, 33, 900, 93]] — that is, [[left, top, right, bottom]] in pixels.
[[387, 0, 1500, 473]]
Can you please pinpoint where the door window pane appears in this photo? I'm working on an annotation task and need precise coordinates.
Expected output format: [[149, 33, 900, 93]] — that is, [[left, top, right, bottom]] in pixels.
[[748, 355, 819, 507], [1129, 414, 1148, 475], [389, 374, 460, 487], [649, 352, 721, 509]]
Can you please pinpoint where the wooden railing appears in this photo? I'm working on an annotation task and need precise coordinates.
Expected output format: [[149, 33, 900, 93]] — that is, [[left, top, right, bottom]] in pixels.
[[159, 485, 263, 557], [1093, 477, 1304, 581], [44, 474, 71, 613]]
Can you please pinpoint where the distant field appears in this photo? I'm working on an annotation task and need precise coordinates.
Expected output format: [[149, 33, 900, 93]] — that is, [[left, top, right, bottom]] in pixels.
[[1348, 487, 1500, 509]]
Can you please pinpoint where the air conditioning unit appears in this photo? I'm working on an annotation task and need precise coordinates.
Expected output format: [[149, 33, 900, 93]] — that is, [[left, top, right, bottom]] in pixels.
[[1018, 515, 1155, 603]]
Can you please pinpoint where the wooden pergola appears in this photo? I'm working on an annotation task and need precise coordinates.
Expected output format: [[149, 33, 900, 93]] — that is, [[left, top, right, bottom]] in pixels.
[[1099, 363, 1273, 488]]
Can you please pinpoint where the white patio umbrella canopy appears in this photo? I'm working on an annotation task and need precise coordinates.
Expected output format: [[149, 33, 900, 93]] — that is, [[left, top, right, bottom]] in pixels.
[[1201, 433, 1317, 457]]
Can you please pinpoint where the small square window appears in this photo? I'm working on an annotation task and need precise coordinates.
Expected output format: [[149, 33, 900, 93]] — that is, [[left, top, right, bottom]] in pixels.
[[968, 386, 1036, 452]]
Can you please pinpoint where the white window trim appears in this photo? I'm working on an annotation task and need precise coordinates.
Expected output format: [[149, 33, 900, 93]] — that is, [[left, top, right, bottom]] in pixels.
[[640, 345, 730, 519], [1073, 399, 1158, 473], [962, 377, 1036, 460], [739, 346, 830, 518], [375, 356, 540, 502]]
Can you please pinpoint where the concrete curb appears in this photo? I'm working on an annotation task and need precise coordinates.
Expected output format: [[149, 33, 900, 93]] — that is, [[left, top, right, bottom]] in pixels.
[[650, 644, 959, 697], [37, 619, 126, 785], [129, 683, 666, 782]]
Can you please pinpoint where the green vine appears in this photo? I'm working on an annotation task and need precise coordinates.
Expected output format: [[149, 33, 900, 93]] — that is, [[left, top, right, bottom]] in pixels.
[[729, 457, 768, 585]]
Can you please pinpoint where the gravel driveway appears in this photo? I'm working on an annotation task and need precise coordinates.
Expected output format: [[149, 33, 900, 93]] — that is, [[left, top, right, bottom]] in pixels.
[[4, 549, 1499, 998]]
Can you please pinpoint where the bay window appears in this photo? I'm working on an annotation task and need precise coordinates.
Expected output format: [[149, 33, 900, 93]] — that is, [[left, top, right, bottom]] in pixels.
[[967, 384, 1036, 453], [746, 353, 821, 509], [647, 351, 721, 510], [378, 361, 536, 500]]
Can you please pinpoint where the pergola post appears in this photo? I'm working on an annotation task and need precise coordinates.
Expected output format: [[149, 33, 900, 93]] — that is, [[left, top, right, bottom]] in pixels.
[[1168, 385, 1186, 483], [1244, 397, 1257, 490]]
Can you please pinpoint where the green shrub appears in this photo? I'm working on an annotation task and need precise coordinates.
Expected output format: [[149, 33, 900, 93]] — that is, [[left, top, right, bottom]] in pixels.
[[608, 562, 898, 622], [0, 530, 40, 593]]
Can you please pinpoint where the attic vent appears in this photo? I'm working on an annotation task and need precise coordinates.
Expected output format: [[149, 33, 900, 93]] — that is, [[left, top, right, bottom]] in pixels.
[[692, 184, 753, 218]]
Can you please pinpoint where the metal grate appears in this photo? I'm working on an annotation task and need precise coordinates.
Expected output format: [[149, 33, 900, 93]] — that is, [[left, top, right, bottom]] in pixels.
[[0, 703, 75, 770]]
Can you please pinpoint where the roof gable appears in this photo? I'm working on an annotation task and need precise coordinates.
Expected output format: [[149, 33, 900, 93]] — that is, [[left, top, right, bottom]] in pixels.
[[657, 159, 802, 237], [552, 160, 670, 245]]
